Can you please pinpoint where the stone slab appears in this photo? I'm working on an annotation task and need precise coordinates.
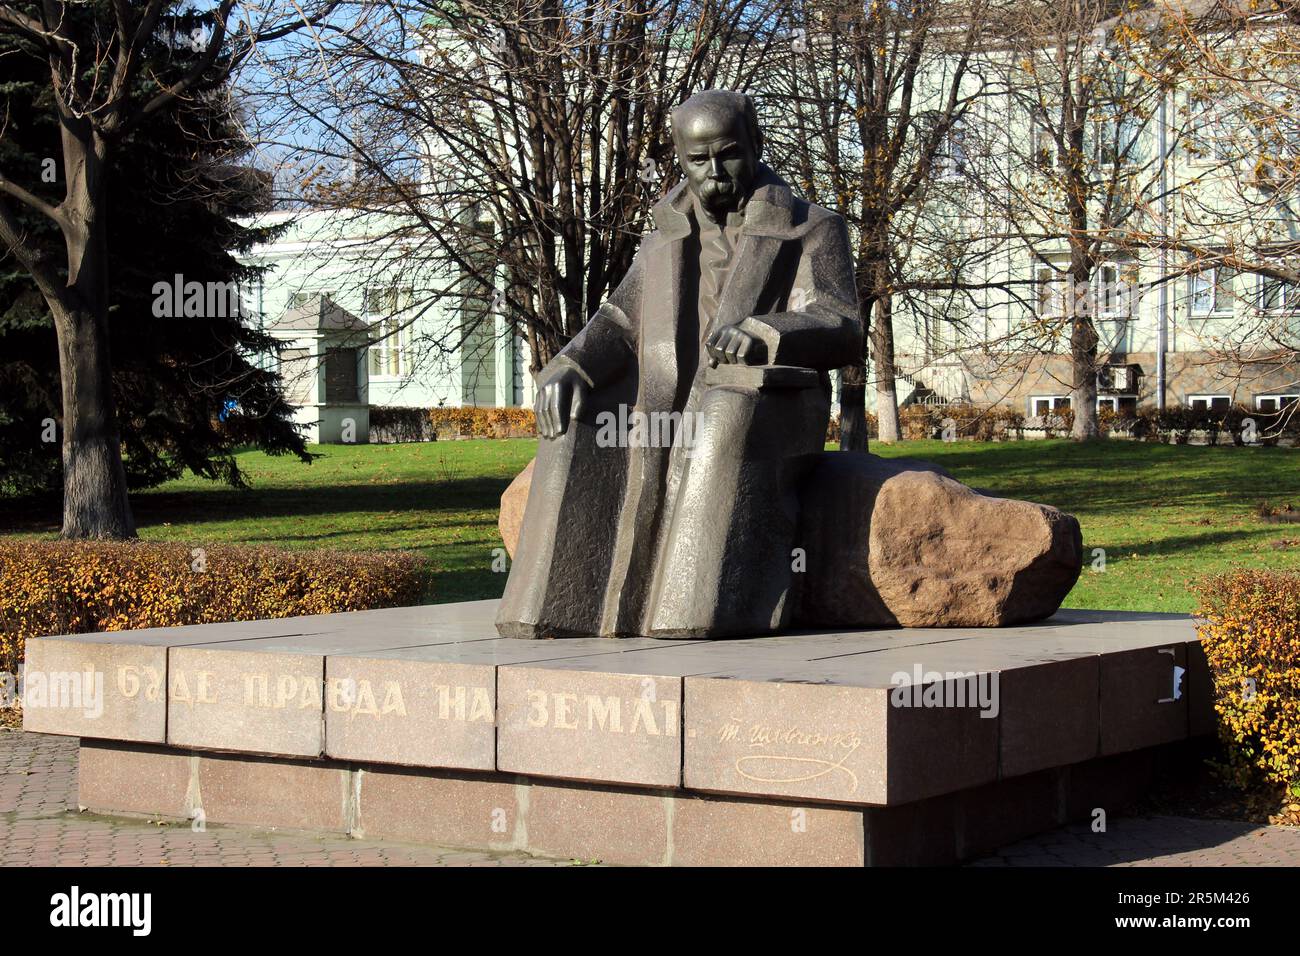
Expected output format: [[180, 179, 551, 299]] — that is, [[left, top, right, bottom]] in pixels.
[[823, 637, 1102, 778], [956, 769, 1062, 860], [196, 752, 349, 832], [24, 639, 168, 743], [353, 765, 523, 851], [997, 655, 1101, 777], [1185, 640, 1219, 739], [165, 628, 554, 759], [20, 606, 485, 742], [1099, 644, 1189, 755], [325, 657, 496, 769], [521, 780, 673, 865], [78, 740, 191, 817], [75, 738, 1188, 865], [497, 664, 683, 788], [168, 647, 324, 757], [1063, 748, 1158, 820], [37, 601, 1206, 812], [684, 670, 998, 805], [669, 793, 866, 866], [324, 637, 700, 769], [863, 792, 960, 866]]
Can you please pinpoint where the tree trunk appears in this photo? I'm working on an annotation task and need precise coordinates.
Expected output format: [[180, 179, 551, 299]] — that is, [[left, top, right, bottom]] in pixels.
[[1069, 308, 1100, 441], [54, 122, 136, 538], [1066, 256, 1099, 440], [872, 293, 902, 443], [838, 362, 869, 451], [53, 304, 136, 538]]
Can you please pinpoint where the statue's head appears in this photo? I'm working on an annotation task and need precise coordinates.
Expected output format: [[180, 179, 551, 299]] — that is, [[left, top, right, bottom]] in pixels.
[[671, 90, 762, 220]]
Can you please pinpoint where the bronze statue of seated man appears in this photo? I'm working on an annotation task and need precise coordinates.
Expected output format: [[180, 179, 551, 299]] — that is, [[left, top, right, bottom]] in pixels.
[[496, 89, 863, 640]]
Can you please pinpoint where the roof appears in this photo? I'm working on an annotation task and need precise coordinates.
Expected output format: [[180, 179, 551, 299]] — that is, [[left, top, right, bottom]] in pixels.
[[268, 294, 368, 333]]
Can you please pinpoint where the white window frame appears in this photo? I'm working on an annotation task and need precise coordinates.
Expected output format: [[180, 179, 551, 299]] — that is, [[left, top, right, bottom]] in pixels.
[[1035, 264, 1070, 318], [934, 117, 969, 181], [1029, 395, 1072, 417], [1187, 99, 1234, 164], [1259, 274, 1300, 314], [1095, 262, 1135, 317], [1255, 394, 1300, 412], [288, 289, 337, 311], [1096, 395, 1138, 413], [1094, 107, 1142, 168], [365, 286, 415, 379], [1189, 268, 1235, 317], [1031, 112, 1057, 171], [1187, 394, 1232, 412]]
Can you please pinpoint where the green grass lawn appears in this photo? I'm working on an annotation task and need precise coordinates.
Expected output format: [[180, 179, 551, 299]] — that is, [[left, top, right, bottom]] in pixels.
[[3, 438, 1298, 612]]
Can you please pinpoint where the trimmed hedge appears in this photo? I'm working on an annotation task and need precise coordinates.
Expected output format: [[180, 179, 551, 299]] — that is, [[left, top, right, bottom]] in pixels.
[[899, 403, 1028, 441], [1193, 570, 1300, 792], [429, 406, 536, 439], [370, 406, 538, 442], [0, 541, 432, 673], [1115, 405, 1300, 445], [370, 406, 437, 443]]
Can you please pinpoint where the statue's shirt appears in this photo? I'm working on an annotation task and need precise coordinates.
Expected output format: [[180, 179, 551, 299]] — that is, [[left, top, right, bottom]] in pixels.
[[692, 197, 746, 340]]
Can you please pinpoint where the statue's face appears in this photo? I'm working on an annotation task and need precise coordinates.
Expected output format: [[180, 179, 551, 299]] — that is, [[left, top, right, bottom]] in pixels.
[[674, 108, 758, 220]]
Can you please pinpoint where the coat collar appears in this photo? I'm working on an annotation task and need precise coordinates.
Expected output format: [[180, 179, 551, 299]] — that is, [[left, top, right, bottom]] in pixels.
[[652, 163, 797, 241]]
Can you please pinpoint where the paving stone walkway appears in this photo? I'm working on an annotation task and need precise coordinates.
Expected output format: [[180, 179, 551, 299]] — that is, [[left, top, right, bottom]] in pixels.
[[4, 730, 1298, 867], [970, 815, 1300, 866]]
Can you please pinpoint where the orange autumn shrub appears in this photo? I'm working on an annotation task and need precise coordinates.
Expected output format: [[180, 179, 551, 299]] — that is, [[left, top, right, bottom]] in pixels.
[[0, 541, 431, 673], [428, 406, 536, 439], [1193, 570, 1300, 792]]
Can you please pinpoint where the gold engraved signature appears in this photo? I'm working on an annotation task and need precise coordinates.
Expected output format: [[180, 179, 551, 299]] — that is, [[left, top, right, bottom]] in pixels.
[[718, 716, 862, 793], [734, 748, 860, 792]]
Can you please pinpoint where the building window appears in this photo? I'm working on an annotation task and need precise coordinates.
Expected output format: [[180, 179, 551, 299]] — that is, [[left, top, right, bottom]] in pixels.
[[1095, 108, 1142, 167], [1259, 275, 1300, 313], [1189, 268, 1235, 317], [1096, 395, 1138, 414], [1187, 394, 1231, 412], [1096, 262, 1136, 316], [1031, 112, 1056, 170], [1256, 394, 1300, 413], [365, 286, 414, 378], [934, 117, 968, 180], [1035, 265, 1069, 317], [1188, 99, 1233, 162], [1259, 90, 1300, 161], [1030, 395, 1071, 416]]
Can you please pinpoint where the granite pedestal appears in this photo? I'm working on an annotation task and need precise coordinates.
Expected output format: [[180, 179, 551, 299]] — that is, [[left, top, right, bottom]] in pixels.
[[25, 600, 1213, 866]]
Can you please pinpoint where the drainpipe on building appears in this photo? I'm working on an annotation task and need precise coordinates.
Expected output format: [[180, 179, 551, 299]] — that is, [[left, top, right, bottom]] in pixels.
[[1156, 89, 1169, 409]]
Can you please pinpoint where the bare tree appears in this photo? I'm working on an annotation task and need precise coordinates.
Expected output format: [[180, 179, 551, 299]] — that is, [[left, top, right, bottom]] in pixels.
[[0, 0, 337, 538], [970, 0, 1181, 439], [1135, 0, 1300, 425], [243, 0, 787, 388], [763, 0, 993, 447]]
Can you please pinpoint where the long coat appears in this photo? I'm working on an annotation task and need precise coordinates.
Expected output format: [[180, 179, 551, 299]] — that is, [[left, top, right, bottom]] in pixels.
[[496, 165, 862, 639]]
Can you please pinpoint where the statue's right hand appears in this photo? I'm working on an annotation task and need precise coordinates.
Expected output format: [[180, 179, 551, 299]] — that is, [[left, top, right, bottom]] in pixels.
[[535, 366, 590, 440]]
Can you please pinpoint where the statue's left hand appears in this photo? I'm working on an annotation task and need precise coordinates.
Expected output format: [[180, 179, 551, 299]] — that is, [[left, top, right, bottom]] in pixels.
[[705, 324, 766, 366]]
